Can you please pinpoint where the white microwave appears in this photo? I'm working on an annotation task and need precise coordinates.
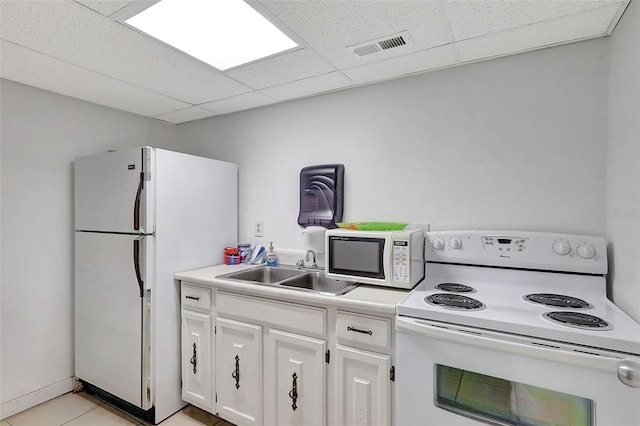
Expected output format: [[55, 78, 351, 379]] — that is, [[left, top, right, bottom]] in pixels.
[[325, 229, 425, 289]]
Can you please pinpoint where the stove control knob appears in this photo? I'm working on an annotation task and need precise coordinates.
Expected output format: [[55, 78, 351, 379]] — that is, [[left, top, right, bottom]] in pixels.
[[577, 244, 596, 260], [432, 238, 445, 251], [449, 237, 462, 250], [552, 240, 571, 256]]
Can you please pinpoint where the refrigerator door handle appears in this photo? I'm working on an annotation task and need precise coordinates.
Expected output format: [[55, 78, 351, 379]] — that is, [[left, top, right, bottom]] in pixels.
[[133, 238, 144, 297], [133, 172, 144, 231]]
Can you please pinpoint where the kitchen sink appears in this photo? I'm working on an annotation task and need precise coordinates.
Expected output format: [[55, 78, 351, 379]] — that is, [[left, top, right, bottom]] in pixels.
[[280, 273, 358, 295], [217, 265, 358, 296], [218, 266, 305, 284]]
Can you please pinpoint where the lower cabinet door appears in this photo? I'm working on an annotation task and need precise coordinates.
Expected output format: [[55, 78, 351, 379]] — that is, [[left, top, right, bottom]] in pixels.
[[182, 310, 212, 410], [215, 317, 262, 426], [265, 329, 326, 426], [335, 345, 391, 426]]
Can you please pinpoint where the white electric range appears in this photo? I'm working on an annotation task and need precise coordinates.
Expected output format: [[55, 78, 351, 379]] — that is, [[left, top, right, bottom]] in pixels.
[[396, 230, 640, 426]]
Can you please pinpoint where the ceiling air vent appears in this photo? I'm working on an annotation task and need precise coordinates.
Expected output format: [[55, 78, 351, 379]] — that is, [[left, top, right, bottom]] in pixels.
[[349, 31, 412, 58], [353, 44, 381, 57], [379, 36, 406, 50]]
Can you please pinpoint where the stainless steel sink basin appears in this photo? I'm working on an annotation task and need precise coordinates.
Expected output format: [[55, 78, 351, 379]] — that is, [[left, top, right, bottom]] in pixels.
[[217, 266, 358, 296], [218, 266, 304, 284], [280, 273, 358, 296]]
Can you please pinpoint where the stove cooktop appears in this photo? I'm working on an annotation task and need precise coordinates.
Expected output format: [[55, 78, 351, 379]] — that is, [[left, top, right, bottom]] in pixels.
[[397, 263, 640, 355]]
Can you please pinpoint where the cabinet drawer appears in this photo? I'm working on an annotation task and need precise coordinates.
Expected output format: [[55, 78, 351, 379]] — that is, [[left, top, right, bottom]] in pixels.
[[217, 291, 326, 337], [181, 284, 211, 312], [336, 311, 391, 350]]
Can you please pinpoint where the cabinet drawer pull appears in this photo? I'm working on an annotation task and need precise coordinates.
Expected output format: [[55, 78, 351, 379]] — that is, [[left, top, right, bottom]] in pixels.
[[190, 343, 197, 374], [347, 326, 373, 336], [288, 372, 298, 411], [231, 355, 240, 389], [185, 295, 200, 301]]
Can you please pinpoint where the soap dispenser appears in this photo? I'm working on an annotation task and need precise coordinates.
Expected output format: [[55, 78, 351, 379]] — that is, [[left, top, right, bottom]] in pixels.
[[266, 242, 278, 266]]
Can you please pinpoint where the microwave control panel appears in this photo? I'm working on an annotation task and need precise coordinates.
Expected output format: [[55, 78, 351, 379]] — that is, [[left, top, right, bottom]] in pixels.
[[393, 240, 409, 282]]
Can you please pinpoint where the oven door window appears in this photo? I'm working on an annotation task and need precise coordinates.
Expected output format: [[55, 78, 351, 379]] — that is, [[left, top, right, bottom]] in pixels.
[[435, 364, 594, 426]]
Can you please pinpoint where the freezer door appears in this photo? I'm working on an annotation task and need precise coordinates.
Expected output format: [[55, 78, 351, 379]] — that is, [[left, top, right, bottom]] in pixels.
[[75, 147, 153, 233], [75, 232, 151, 409]]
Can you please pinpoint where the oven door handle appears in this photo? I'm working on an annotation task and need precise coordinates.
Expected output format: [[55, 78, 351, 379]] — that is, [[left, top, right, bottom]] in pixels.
[[396, 316, 639, 386]]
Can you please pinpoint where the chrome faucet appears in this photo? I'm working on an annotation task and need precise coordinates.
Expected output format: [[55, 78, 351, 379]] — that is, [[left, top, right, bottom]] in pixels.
[[297, 249, 323, 270], [305, 249, 318, 268]]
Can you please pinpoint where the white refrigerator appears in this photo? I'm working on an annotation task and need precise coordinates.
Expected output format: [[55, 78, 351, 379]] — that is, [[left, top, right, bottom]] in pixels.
[[74, 147, 237, 424]]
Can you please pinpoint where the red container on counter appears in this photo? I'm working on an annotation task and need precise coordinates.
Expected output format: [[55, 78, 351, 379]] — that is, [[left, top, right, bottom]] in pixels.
[[224, 247, 240, 265]]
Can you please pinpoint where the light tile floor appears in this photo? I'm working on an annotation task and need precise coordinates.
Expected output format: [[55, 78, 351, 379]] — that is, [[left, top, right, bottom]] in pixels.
[[2, 392, 232, 426]]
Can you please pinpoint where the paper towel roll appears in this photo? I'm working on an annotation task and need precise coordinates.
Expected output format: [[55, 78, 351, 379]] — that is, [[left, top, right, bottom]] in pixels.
[[301, 226, 326, 253]]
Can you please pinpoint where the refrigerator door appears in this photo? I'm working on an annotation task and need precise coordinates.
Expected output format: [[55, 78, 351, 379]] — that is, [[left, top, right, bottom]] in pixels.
[[151, 150, 238, 422], [75, 147, 153, 234], [75, 232, 152, 409]]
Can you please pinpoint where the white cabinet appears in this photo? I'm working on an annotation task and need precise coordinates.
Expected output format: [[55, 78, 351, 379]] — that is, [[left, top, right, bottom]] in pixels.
[[215, 317, 263, 426], [181, 284, 214, 412], [335, 345, 391, 426], [265, 329, 326, 426], [334, 310, 394, 426], [336, 311, 391, 350], [179, 281, 398, 426], [181, 310, 213, 410]]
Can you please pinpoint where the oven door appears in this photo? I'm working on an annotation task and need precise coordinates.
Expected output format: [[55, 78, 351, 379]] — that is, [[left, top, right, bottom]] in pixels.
[[396, 316, 640, 426]]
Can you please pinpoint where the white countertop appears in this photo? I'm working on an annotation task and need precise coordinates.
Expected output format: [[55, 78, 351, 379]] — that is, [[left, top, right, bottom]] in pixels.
[[175, 264, 409, 315]]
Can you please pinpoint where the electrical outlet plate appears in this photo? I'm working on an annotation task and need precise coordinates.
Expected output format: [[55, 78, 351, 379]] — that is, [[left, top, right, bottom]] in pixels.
[[255, 221, 263, 237]]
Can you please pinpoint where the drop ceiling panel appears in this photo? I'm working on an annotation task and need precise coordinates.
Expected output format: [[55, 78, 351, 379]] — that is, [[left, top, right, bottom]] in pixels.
[[257, 0, 454, 69], [74, 0, 138, 16], [343, 44, 460, 84], [153, 106, 216, 124], [0, 0, 630, 120], [261, 72, 353, 101], [456, 4, 621, 62], [0, 0, 252, 104], [445, 0, 623, 41], [199, 91, 275, 115], [225, 48, 336, 89], [0, 40, 189, 117]]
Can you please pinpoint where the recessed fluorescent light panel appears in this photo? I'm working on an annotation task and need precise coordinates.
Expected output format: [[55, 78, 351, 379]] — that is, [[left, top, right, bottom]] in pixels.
[[125, 0, 298, 70]]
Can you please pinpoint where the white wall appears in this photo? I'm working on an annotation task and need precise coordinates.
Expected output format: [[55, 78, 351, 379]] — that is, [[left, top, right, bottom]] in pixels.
[[606, 0, 640, 322], [0, 80, 178, 413], [178, 39, 609, 252]]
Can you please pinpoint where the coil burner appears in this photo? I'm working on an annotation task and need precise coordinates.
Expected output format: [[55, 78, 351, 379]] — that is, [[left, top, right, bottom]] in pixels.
[[525, 293, 590, 309], [543, 311, 611, 330], [435, 283, 475, 293], [426, 293, 484, 311]]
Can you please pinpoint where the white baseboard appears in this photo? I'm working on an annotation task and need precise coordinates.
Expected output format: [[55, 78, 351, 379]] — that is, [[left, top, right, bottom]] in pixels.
[[0, 377, 75, 420]]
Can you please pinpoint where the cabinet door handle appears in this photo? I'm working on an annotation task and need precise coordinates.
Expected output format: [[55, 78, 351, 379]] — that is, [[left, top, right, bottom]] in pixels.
[[347, 326, 373, 336], [185, 295, 200, 301], [231, 355, 240, 389], [288, 372, 298, 411], [190, 342, 197, 374]]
